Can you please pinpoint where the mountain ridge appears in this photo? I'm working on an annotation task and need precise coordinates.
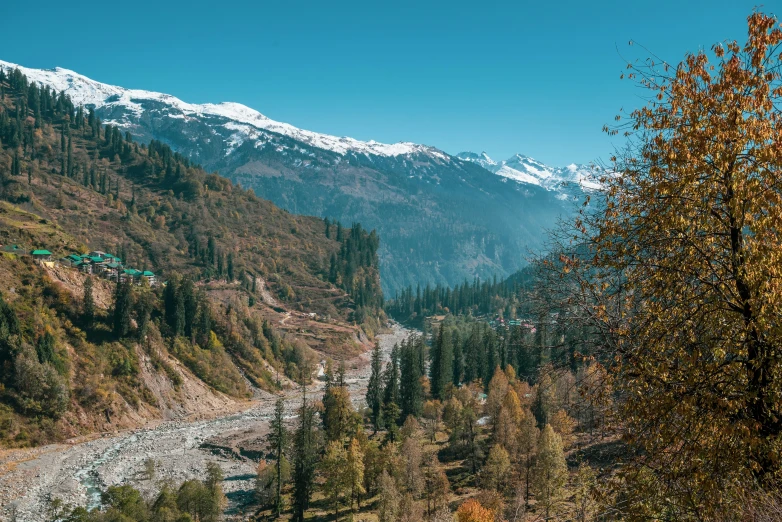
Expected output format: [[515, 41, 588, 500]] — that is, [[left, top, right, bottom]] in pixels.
[[456, 151, 601, 198], [0, 60, 447, 159], [0, 59, 585, 293]]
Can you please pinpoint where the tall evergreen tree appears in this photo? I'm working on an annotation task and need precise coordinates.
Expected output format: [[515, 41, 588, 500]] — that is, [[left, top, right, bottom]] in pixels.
[[266, 398, 288, 518], [399, 337, 423, 419], [83, 276, 95, 328], [366, 341, 383, 432], [430, 323, 453, 400], [292, 387, 318, 521], [113, 279, 133, 338], [452, 329, 463, 386], [226, 253, 235, 281], [383, 344, 400, 407]]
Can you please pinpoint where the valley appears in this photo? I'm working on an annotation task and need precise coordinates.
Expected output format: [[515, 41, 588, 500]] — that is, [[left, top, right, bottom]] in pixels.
[[0, 324, 411, 520], [1, 8, 779, 520]]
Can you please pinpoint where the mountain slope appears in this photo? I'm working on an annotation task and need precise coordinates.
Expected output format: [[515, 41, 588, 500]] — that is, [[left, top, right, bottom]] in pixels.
[[0, 60, 580, 294], [0, 66, 381, 446]]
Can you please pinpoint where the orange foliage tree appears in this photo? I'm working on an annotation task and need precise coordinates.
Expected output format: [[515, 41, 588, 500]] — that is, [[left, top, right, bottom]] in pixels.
[[456, 499, 496, 522]]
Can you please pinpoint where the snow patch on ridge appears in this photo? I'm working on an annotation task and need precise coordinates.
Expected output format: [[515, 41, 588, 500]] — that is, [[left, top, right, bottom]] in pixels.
[[0, 59, 443, 159], [457, 151, 601, 194]]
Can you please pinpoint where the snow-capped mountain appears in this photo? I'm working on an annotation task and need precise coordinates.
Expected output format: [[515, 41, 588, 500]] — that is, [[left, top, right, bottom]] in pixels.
[[457, 152, 600, 198], [1, 59, 583, 293], [0, 60, 448, 160]]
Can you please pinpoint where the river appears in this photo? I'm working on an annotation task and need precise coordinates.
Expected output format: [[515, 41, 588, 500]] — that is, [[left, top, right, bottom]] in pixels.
[[0, 323, 413, 521]]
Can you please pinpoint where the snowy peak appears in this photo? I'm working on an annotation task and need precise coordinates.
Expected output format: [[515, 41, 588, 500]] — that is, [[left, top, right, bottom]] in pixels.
[[0, 59, 446, 159], [458, 151, 600, 195], [455, 151, 497, 170]]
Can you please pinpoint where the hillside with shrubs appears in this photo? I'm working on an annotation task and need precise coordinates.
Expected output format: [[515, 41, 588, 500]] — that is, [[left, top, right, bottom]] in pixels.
[[0, 66, 383, 446]]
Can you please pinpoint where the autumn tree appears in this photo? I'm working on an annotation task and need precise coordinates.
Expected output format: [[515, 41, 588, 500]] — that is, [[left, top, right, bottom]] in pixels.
[[486, 366, 509, 433], [532, 424, 568, 519], [377, 470, 401, 522], [323, 385, 357, 442], [321, 441, 348, 518], [401, 435, 424, 498], [456, 499, 495, 522], [571, 461, 598, 522], [579, 11, 782, 515], [495, 388, 523, 459], [481, 444, 511, 493], [518, 407, 539, 509], [423, 453, 451, 517], [422, 400, 442, 443], [345, 437, 366, 511]]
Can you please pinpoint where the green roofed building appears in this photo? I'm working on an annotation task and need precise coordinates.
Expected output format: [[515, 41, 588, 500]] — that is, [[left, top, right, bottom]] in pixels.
[[141, 270, 158, 286], [31, 250, 52, 262]]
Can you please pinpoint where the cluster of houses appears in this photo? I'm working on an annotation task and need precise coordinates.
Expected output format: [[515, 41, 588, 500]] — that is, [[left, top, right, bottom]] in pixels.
[[489, 316, 536, 333], [61, 250, 158, 286], [1, 244, 158, 286]]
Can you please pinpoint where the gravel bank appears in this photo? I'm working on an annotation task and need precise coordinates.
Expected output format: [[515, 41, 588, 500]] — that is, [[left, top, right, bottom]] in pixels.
[[0, 323, 412, 521]]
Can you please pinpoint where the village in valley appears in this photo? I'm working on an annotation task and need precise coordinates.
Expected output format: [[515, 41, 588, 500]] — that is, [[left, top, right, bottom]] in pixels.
[[0, 244, 158, 286]]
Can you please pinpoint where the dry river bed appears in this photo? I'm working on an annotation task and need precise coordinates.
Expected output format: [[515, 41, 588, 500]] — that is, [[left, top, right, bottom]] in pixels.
[[0, 323, 412, 521]]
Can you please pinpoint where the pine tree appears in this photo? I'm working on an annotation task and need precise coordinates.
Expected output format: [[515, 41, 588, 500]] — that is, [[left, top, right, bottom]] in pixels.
[[464, 325, 481, 384], [113, 279, 133, 338], [452, 329, 463, 386], [430, 323, 453, 400], [383, 344, 401, 427], [83, 276, 95, 328], [196, 292, 212, 348], [181, 277, 197, 341], [366, 341, 383, 432], [135, 290, 154, 341], [400, 338, 423, 419], [266, 398, 288, 518], [227, 253, 235, 281], [174, 283, 185, 337], [66, 134, 72, 177], [36, 332, 56, 364], [292, 387, 318, 522]]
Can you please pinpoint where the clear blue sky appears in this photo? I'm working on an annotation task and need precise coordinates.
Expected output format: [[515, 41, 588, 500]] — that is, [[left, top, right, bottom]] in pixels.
[[0, 0, 769, 165]]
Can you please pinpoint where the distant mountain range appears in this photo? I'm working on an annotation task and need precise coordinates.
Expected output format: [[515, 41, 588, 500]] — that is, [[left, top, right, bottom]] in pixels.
[[456, 152, 600, 198], [0, 60, 596, 293]]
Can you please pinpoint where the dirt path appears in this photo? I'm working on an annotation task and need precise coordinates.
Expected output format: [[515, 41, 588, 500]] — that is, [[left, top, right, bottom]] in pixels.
[[0, 323, 412, 521]]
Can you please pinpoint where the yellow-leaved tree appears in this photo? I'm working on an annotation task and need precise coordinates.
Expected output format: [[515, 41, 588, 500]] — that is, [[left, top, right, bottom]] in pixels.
[[589, 10, 782, 519]]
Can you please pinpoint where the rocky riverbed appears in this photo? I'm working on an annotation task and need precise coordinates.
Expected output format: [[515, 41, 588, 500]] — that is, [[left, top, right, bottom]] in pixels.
[[0, 323, 412, 521]]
